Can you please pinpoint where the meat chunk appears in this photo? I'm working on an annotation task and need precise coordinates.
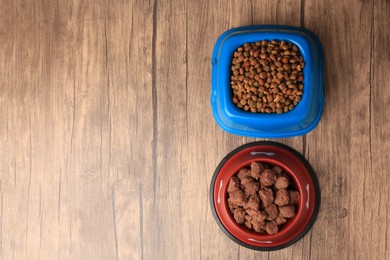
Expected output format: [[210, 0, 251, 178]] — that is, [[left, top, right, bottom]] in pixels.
[[274, 214, 287, 225], [265, 221, 278, 235], [227, 176, 240, 192], [252, 220, 266, 233], [237, 168, 251, 179], [259, 188, 274, 207], [274, 189, 290, 206], [228, 190, 246, 209], [274, 176, 290, 189], [227, 162, 300, 235], [265, 204, 279, 220], [272, 166, 283, 175], [246, 209, 266, 221], [289, 190, 300, 205], [244, 195, 260, 210], [252, 211, 267, 223], [260, 169, 277, 187], [250, 162, 265, 180], [243, 181, 260, 196], [240, 176, 255, 186], [245, 208, 258, 217], [244, 209, 266, 232], [244, 220, 252, 230], [233, 208, 246, 224], [279, 205, 296, 218], [244, 215, 253, 230]]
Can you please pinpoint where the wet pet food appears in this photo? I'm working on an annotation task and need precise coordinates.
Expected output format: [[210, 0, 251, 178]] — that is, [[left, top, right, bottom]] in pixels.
[[227, 162, 300, 234]]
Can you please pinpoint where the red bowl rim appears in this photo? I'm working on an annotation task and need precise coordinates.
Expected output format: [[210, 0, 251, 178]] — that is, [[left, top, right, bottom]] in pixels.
[[209, 141, 320, 251]]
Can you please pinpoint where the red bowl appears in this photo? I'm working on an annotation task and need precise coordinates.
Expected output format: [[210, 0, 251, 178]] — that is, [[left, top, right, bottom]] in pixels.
[[210, 141, 320, 251]]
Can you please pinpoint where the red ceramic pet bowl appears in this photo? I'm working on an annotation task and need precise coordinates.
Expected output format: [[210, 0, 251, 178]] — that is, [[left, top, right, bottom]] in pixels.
[[210, 141, 320, 250]]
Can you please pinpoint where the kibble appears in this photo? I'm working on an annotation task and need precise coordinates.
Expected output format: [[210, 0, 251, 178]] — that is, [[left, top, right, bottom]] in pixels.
[[230, 41, 304, 113], [227, 162, 300, 235]]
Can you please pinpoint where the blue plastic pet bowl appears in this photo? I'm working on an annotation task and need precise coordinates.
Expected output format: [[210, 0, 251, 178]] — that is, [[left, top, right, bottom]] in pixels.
[[211, 25, 324, 138]]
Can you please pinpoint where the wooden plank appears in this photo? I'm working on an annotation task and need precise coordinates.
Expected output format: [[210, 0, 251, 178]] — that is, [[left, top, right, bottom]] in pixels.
[[45, 2, 116, 258], [0, 1, 35, 259], [104, 1, 155, 260], [370, 0, 390, 258], [151, 0, 197, 258], [185, 0, 251, 259], [303, 0, 373, 259], [0, 0, 120, 259]]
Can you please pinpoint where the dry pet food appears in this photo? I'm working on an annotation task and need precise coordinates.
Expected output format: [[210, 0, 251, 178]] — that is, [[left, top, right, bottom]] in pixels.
[[227, 162, 300, 235], [230, 40, 305, 113]]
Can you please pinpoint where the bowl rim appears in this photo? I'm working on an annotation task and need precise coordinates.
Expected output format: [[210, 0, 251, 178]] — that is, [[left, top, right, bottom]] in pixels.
[[210, 25, 324, 138], [209, 141, 321, 251]]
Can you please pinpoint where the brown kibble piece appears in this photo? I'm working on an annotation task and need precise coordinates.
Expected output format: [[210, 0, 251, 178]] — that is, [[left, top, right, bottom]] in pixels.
[[274, 214, 287, 225], [272, 166, 283, 175], [265, 221, 278, 235], [244, 220, 252, 229], [260, 169, 277, 187], [243, 181, 260, 196], [252, 220, 266, 233], [265, 204, 279, 220], [253, 211, 267, 222], [279, 205, 296, 218], [289, 190, 301, 205], [227, 176, 240, 192], [244, 195, 260, 210], [259, 188, 274, 207], [274, 176, 290, 189], [246, 208, 257, 216], [240, 176, 255, 186], [246, 209, 267, 222], [250, 162, 265, 180], [237, 168, 251, 179], [233, 208, 246, 224], [274, 189, 290, 206], [228, 190, 247, 209]]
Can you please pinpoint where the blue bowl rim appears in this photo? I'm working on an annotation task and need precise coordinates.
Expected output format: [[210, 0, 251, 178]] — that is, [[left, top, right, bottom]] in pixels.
[[210, 25, 324, 138]]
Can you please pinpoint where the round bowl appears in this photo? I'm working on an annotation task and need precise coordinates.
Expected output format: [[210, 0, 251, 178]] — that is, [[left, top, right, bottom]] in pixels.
[[210, 25, 324, 138], [209, 141, 320, 251]]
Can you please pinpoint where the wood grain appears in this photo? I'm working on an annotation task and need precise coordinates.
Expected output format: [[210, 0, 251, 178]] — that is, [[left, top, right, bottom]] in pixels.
[[370, 0, 390, 258], [0, 0, 389, 259]]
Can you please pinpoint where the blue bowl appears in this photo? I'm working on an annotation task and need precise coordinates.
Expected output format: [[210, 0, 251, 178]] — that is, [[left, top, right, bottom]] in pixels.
[[211, 25, 324, 138]]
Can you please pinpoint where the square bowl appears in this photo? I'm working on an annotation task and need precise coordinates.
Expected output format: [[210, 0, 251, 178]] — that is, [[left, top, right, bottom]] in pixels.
[[210, 25, 324, 138]]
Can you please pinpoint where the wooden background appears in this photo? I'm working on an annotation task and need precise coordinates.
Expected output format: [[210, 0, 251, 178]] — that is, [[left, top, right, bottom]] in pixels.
[[0, 0, 389, 259]]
